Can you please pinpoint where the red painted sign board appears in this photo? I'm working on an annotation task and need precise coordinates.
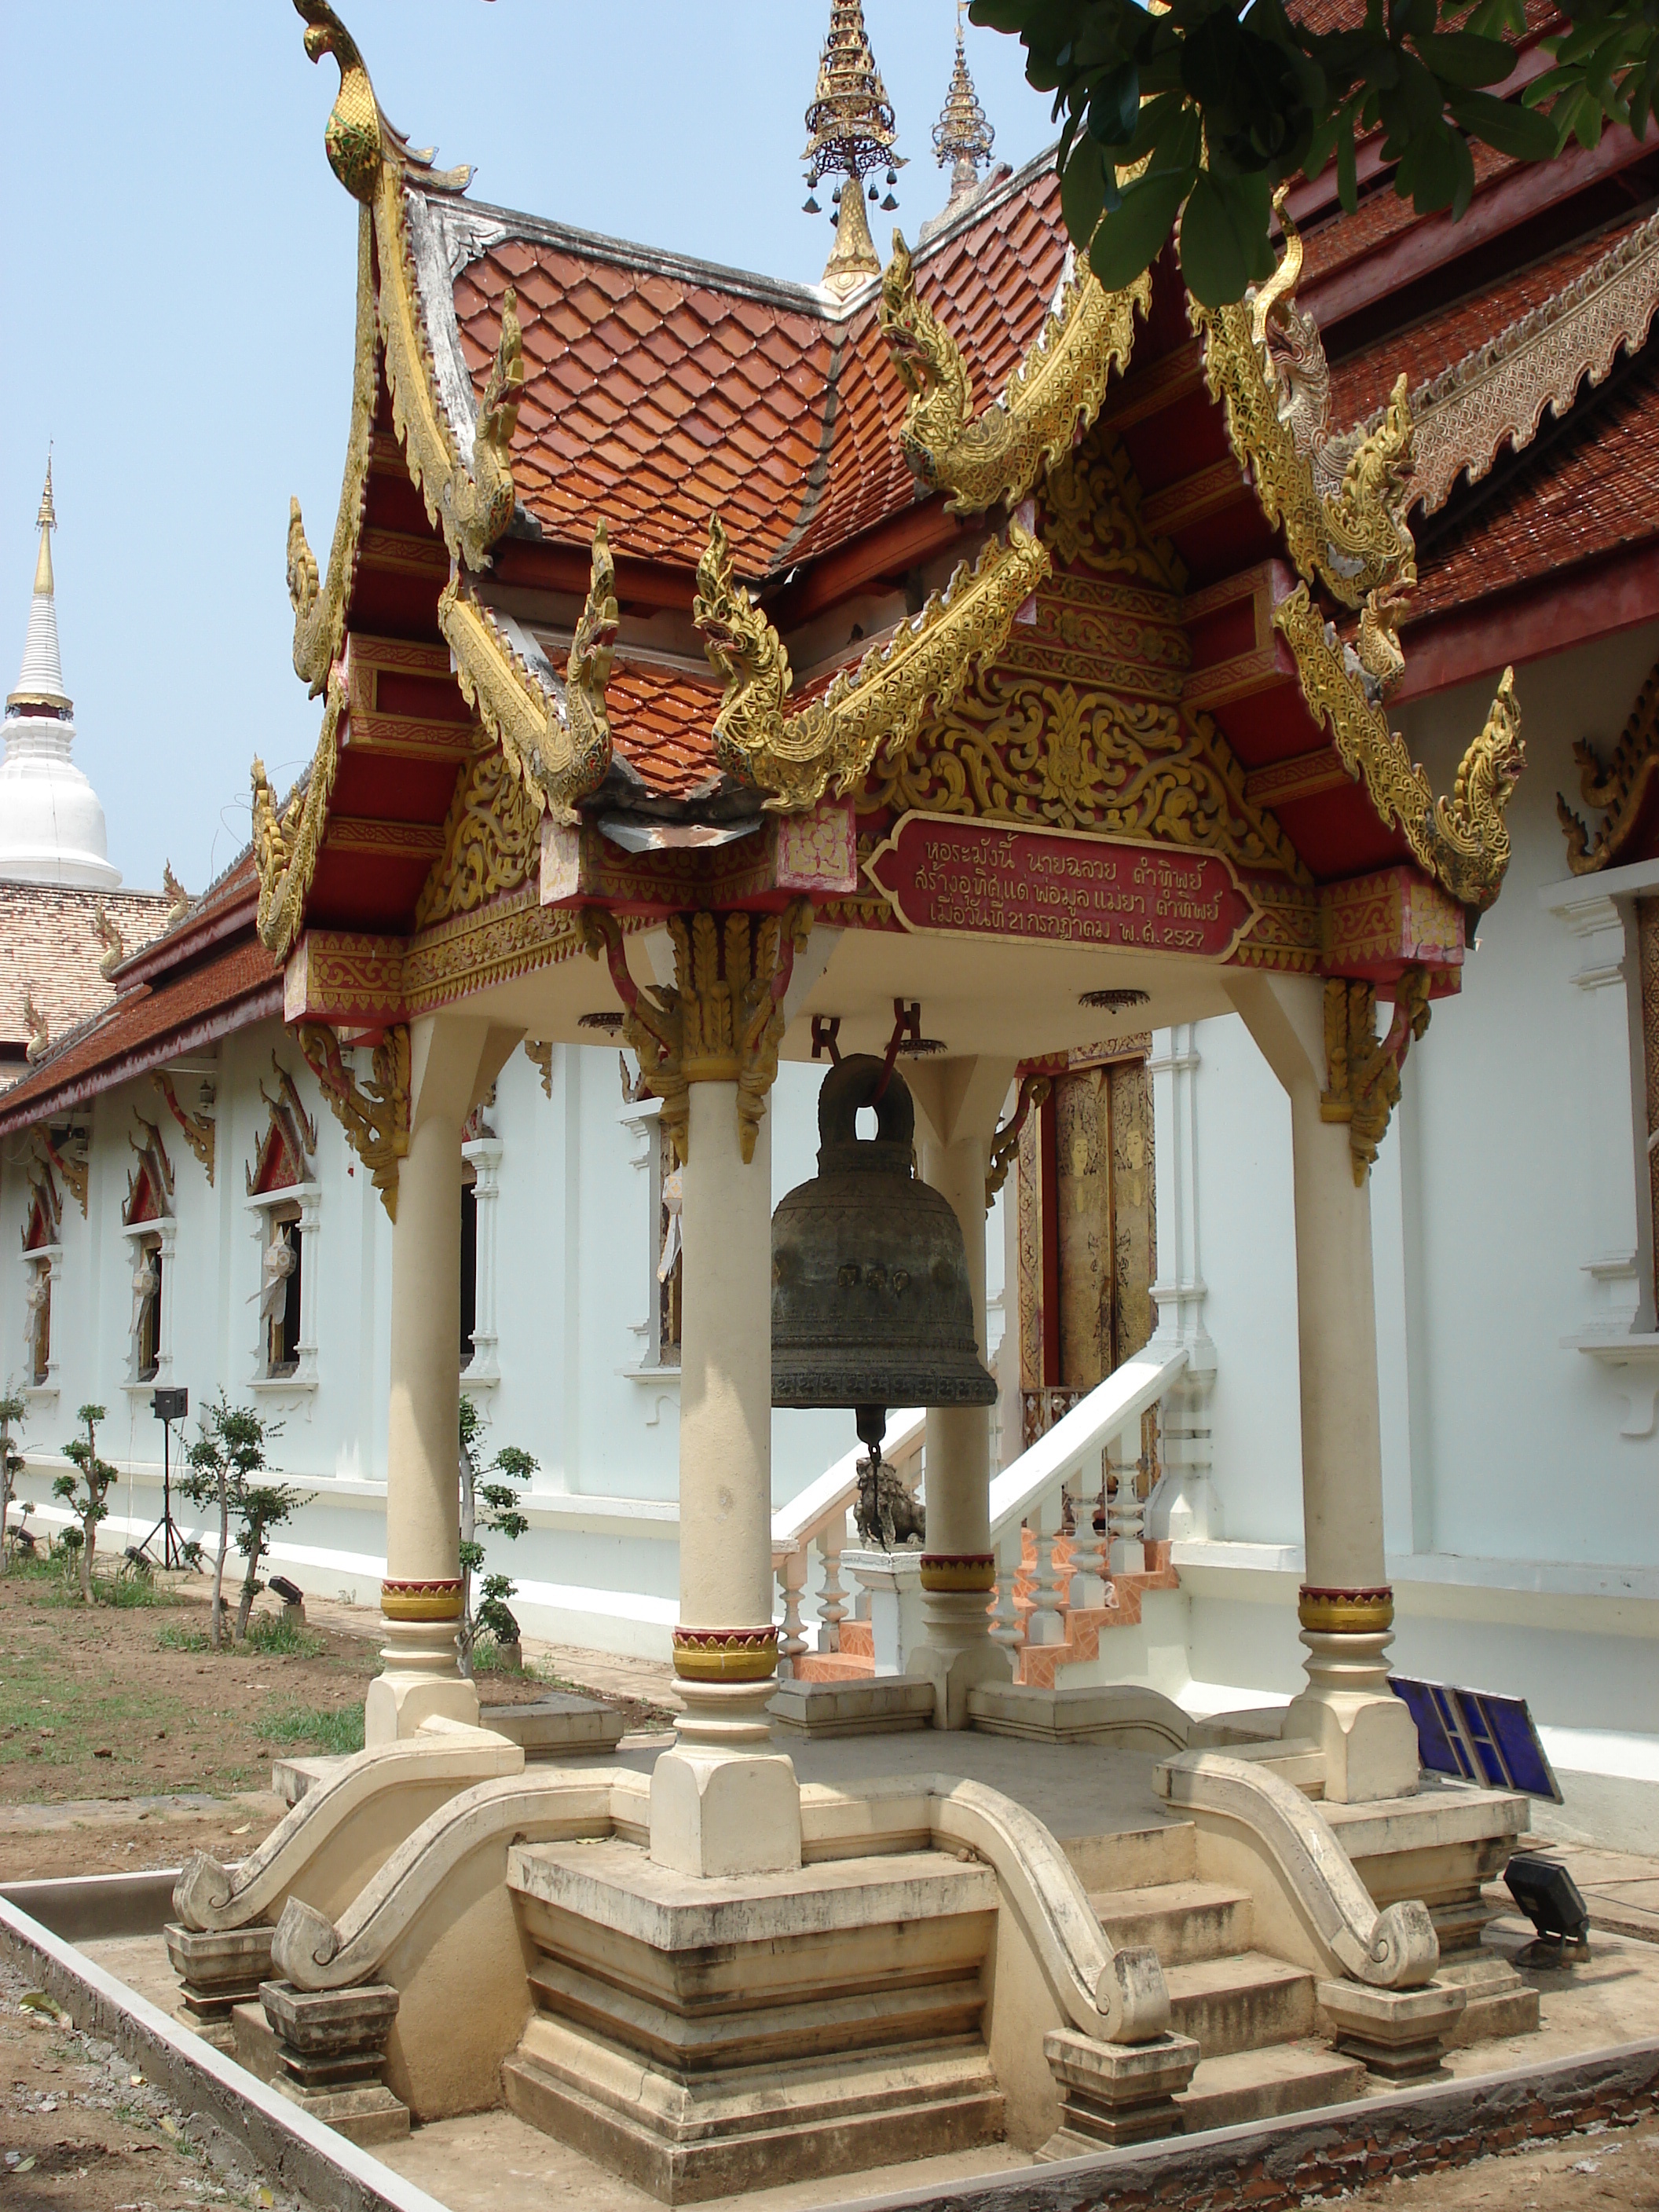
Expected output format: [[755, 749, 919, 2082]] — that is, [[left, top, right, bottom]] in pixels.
[[866, 814, 1258, 959]]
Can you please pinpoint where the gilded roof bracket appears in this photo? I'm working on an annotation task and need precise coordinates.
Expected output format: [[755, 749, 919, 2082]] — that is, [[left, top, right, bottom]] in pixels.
[[252, 665, 347, 960], [1557, 653, 1659, 872], [439, 520, 619, 825], [287, 205, 378, 698], [295, 1020, 410, 1221], [1192, 203, 1415, 611], [879, 233, 1148, 515], [1321, 968, 1431, 1185], [1274, 586, 1524, 914], [693, 512, 1053, 813]]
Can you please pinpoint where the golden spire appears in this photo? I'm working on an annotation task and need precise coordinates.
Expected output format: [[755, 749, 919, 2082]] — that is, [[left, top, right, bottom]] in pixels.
[[33, 456, 55, 598], [933, 4, 994, 214], [802, 2, 906, 298]]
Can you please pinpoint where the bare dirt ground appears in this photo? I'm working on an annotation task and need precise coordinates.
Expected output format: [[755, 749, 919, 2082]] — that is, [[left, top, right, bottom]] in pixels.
[[0, 1952, 315, 2212], [1355, 2112, 1659, 2208], [0, 1563, 671, 1881]]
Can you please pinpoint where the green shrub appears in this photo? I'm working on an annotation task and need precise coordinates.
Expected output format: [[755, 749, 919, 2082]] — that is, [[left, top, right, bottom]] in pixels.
[[244, 1610, 324, 1659], [156, 1624, 212, 1654]]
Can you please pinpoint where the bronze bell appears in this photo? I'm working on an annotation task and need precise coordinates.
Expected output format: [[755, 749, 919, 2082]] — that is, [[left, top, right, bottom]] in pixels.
[[771, 1056, 997, 1463]]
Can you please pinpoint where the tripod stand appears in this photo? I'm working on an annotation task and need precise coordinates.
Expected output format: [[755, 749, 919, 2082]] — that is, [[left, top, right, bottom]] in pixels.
[[134, 1388, 190, 1569]]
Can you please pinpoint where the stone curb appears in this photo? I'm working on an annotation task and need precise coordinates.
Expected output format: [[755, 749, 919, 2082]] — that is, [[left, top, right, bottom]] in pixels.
[[0, 1895, 448, 2212], [819, 2037, 1659, 2212]]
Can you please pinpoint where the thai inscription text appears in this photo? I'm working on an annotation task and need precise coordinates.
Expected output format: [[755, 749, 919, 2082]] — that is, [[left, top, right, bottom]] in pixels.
[[871, 815, 1257, 958]]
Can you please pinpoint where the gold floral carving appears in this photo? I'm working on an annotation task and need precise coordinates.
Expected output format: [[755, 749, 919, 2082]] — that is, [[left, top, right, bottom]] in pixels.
[[523, 1038, 554, 1097], [1040, 421, 1186, 589], [879, 233, 1149, 514], [413, 749, 542, 929], [252, 664, 346, 958], [862, 661, 1306, 881], [295, 1021, 410, 1221], [296, 2, 521, 576], [1558, 652, 1659, 873], [1408, 207, 1659, 515], [582, 903, 814, 1165], [694, 514, 1051, 814], [440, 520, 617, 824], [35, 1129, 87, 1221], [404, 891, 583, 1013], [1274, 586, 1523, 914], [287, 206, 378, 697], [1320, 965, 1432, 1184], [152, 1071, 216, 1186]]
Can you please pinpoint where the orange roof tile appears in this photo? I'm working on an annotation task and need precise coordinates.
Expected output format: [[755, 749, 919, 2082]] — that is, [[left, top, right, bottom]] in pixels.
[[445, 159, 1070, 578]]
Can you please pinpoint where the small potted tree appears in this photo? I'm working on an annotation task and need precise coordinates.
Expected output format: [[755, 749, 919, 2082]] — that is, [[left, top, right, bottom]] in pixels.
[[0, 1390, 24, 1576], [456, 1397, 532, 1675], [53, 1404, 119, 1604], [180, 1395, 283, 1652]]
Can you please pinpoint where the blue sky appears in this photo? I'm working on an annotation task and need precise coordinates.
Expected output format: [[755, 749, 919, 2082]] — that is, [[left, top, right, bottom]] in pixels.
[[0, 2, 1054, 895]]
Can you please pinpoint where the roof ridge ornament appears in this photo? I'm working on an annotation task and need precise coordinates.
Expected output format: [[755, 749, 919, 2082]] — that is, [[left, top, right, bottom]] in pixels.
[[293, 1, 471, 203], [880, 233, 1148, 516], [932, 5, 994, 220], [692, 511, 1051, 815], [803, 2, 905, 298]]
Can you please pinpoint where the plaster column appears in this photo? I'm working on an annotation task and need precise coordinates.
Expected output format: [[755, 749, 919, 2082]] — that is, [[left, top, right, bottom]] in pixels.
[[907, 1058, 1018, 1729], [1225, 976, 1418, 1804], [366, 1016, 511, 1745]]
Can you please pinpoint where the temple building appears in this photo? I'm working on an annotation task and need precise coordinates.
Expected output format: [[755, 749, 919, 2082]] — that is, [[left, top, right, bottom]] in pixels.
[[0, 467, 171, 1089], [2, 0, 1657, 2188]]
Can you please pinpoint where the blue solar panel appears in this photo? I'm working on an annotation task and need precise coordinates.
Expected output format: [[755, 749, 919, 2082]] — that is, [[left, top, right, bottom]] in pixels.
[[1390, 1676, 1562, 1802]]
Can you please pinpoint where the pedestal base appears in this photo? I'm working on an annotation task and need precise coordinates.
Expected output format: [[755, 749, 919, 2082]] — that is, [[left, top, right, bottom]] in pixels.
[[1038, 2028, 1199, 2153], [233, 1981, 410, 2147], [364, 1616, 478, 1745], [1314, 1977, 1466, 2080], [164, 1923, 273, 2029], [1285, 1685, 1419, 1804], [908, 1591, 1013, 1730], [648, 1749, 802, 1878]]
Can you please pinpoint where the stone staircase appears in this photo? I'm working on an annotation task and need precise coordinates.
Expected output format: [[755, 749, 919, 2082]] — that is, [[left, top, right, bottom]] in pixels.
[[1066, 1818, 1369, 2130]]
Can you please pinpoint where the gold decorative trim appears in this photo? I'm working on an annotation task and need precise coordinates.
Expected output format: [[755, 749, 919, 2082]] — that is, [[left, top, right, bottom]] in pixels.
[[438, 521, 617, 824], [672, 1625, 779, 1683], [1320, 969, 1431, 1185], [295, 1021, 410, 1221], [1558, 652, 1659, 873], [919, 1554, 998, 1593], [694, 515, 1051, 815], [405, 889, 584, 1013], [1298, 1585, 1394, 1635], [35, 1129, 87, 1221], [380, 1577, 463, 1622], [987, 1073, 1049, 1208], [413, 749, 542, 929], [1274, 587, 1523, 914], [287, 205, 378, 698], [1192, 210, 1414, 613], [582, 903, 813, 1166], [1408, 207, 1659, 515], [1040, 421, 1186, 589], [152, 1071, 215, 1187], [880, 234, 1148, 515], [254, 664, 346, 960]]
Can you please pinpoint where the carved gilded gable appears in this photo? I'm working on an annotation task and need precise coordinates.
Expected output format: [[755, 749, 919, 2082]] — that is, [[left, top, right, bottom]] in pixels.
[[414, 747, 543, 929]]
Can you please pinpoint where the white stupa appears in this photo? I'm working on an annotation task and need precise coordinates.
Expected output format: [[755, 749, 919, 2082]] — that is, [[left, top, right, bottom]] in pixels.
[[0, 463, 121, 889]]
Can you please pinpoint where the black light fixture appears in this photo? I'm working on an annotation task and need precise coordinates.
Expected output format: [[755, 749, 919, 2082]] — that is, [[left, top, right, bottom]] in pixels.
[[1504, 1851, 1591, 1965]]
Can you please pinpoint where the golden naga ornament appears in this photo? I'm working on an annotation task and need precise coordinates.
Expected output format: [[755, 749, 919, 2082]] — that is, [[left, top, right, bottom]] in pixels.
[[251, 659, 347, 960], [1274, 588, 1523, 915], [440, 519, 618, 824], [287, 208, 377, 698], [694, 512, 1050, 814], [1557, 650, 1659, 873], [295, 1021, 411, 1221], [1320, 967, 1432, 1185], [582, 903, 814, 1166], [879, 233, 1149, 515]]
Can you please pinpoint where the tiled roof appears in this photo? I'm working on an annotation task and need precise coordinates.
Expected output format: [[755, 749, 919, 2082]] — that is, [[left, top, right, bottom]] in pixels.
[[0, 933, 280, 1133], [1328, 211, 1648, 426], [448, 162, 1068, 577], [600, 659, 723, 799], [1408, 346, 1659, 623], [0, 882, 170, 1068]]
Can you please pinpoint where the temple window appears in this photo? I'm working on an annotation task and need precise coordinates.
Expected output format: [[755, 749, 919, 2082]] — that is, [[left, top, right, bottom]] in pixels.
[[460, 1108, 503, 1388], [122, 1117, 176, 1395], [20, 1169, 59, 1396], [245, 1058, 321, 1393]]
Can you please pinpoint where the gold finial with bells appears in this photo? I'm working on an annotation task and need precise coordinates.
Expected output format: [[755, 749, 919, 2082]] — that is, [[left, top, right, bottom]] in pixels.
[[802, 2, 906, 298]]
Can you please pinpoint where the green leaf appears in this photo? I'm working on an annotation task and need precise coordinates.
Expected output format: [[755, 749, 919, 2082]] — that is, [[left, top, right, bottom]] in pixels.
[[1177, 167, 1275, 306], [969, 2, 1031, 26], [1086, 59, 1141, 144], [1089, 163, 1192, 289], [1447, 87, 1562, 159], [1417, 29, 1514, 85]]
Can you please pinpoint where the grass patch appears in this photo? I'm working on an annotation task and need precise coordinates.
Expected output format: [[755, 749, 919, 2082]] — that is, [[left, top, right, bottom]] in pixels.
[[253, 1703, 365, 1756], [156, 1623, 212, 1654], [244, 1610, 326, 1659], [469, 1635, 526, 1675]]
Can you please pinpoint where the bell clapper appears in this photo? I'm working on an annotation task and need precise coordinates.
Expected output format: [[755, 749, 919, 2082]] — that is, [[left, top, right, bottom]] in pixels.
[[855, 1403, 889, 1551]]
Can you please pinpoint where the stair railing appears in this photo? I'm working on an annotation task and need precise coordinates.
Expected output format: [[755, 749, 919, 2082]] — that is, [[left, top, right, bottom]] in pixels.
[[987, 1346, 1188, 1665], [770, 1410, 925, 1672]]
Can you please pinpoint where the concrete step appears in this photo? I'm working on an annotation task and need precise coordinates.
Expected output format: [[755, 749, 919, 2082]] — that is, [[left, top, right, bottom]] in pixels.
[[1090, 1880, 1254, 1967], [1062, 1820, 1196, 1894], [1175, 2042, 1366, 2133], [1163, 1951, 1317, 2058]]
